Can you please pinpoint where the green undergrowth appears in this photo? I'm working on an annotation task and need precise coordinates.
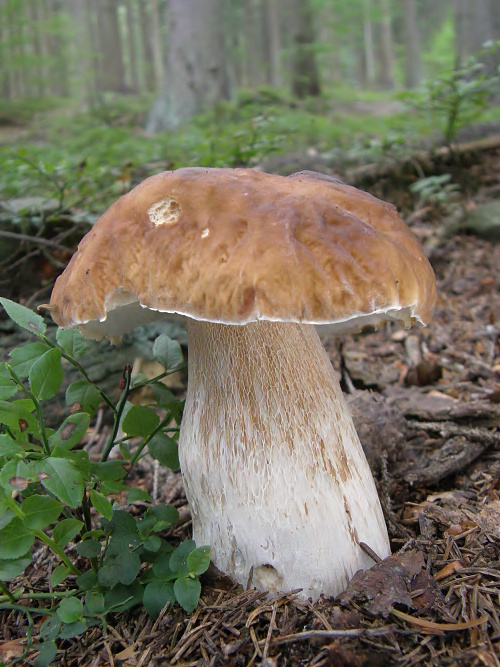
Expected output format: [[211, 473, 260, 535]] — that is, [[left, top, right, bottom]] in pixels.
[[0, 298, 208, 667], [2, 73, 499, 217]]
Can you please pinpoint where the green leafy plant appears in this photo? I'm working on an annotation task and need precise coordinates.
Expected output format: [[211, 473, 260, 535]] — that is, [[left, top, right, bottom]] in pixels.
[[0, 298, 209, 666], [409, 174, 461, 213], [400, 42, 500, 144]]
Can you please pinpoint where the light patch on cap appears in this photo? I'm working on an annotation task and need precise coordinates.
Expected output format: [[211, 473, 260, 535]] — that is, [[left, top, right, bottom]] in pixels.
[[201, 228, 210, 238], [148, 197, 181, 226]]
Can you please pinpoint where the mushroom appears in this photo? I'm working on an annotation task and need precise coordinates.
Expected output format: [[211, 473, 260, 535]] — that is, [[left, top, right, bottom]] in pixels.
[[50, 167, 436, 599]]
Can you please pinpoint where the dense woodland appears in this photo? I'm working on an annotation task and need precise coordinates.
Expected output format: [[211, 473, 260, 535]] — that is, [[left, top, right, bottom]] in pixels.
[[2, 1, 500, 122]]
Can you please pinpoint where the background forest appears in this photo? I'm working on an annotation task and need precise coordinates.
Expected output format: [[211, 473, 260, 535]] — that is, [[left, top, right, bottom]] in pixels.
[[1, 0, 500, 212]]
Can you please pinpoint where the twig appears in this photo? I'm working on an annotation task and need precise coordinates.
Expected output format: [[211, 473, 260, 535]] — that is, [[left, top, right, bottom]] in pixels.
[[407, 420, 500, 447], [265, 624, 398, 646], [0, 229, 70, 253], [262, 601, 278, 659]]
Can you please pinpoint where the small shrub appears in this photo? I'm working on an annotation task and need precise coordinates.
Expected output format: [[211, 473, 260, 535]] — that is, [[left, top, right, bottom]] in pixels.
[[0, 298, 209, 666]]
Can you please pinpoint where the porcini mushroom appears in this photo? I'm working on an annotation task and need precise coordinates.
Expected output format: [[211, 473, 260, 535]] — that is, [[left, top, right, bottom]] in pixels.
[[50, 168, 436, 599]]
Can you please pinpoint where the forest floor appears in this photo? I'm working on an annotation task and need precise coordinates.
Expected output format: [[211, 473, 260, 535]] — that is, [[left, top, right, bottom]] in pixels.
[[0, 133, 499, 666]]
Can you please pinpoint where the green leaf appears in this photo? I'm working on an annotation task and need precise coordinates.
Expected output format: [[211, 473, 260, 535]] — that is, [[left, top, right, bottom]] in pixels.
[[109, 509, 139, 538], [0, 297, 46, 336], [33, 640, 57, 667], [50, 565, 71, 587], [148, 433, 179, 471], [142, 535, 162, 553], [58, 619, 87, 639], [127, 488, 152, 504], [143, 580, 175, 619], [122, 405, 159, 439], [103, 581, 143, 613], [49, 413, 90, 451], [149, 504, 179, 531], [152, 334, 183, 370], [76, 539, 102, 558], [76, 569, 97, 591], [37, 458, 85, 508], [56, 328, 88, 358], [169, 540, 196, 574], [113, 550, 141, 585], [84, 591, 105, 615], [90, 490, 113, 521], [40, 616, 62, 641], [65, 381, 101, 417], [0, 366, 18, 399], [53, 518, 83, 547], [118, 441, 131, 460], [0, 399, 38, 436], [57, 596, 84, 623], [29, 349, 63, 400], [187, 546, 211, 576], [91, 460, 126, 482], [0, 505, 15, 530], [99, 480, 128, 495], [22, 495, 63, 529], [0, 434, 25, 457], [152, 383, 177, 408], [8, 342, 50, 378], [0, 459, 33, 491], [174, 576, 201, 614], [152, 553, 175, 580], [0, 519, 34, 558], [97, 562, 120, 588], [51, 447, 91, 478], [0, 553, 31, 580]]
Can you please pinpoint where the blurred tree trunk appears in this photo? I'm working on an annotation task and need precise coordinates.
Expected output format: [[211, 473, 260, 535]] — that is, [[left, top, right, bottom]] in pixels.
[[123, 0, 139, 92], [455, 0, 500, 75], [363, 0, 376, 87], [150, 0, 165, 91], [138, 0, 156, 91], [318, 2, 342, 85], [403, 0, 421, 88], [244, 0, 262, 87], [289, 0, 321, 98], [262, 0, 282, 87], [48, 0, 69, 96], [71, 0, 93, 105], [26, 0, 44, 96], [97, 0, 126, 92], [376, 0, 395, 89], [147, 0, 231, 132]]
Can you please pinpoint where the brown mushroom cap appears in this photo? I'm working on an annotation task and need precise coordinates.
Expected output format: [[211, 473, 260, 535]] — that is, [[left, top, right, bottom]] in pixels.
[[50, 167, 436, 338]]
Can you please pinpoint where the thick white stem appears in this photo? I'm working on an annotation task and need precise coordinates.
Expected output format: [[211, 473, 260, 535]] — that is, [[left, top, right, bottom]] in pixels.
[[179, 319, 390, 599]]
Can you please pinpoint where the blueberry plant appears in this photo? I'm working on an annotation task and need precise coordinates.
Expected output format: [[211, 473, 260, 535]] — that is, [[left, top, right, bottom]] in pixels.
[[0, 298, 209, 667]]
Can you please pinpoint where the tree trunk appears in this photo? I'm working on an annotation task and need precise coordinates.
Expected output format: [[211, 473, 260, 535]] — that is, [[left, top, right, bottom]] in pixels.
[[403, 0, 422, 88], [289, 0, 321, 98], [138, 0, 156, 91], [123, 0, 139, 92], [376, 0, 396, 90], [363, 0, 376, 87], [70, 0, 93, 106], [147, 0, 231, 132], [150, 0, 165, 91], [97, 0, 126, 92], [244, 0, 263, 87], [262, 0, 282, 87]]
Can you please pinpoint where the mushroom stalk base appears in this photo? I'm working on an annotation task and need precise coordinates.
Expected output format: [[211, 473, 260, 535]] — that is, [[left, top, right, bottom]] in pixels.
[[180, 320, 390, 600]]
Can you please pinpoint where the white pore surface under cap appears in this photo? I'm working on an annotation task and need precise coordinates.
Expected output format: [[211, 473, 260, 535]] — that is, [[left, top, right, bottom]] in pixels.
[[179, 319, 391, 600]]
